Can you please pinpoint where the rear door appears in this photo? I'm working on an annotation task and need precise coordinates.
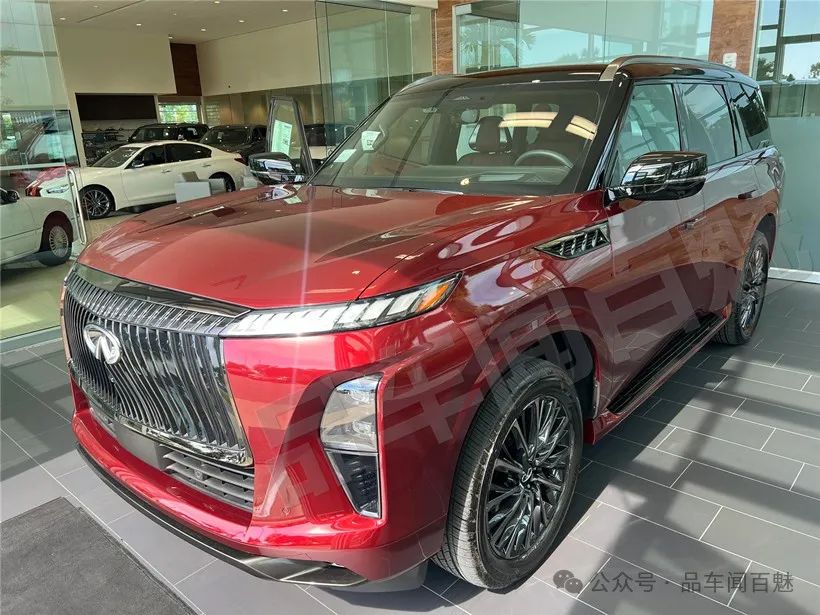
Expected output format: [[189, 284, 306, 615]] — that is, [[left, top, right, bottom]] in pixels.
[[679, 81, 762, 313], [168, 142, 213, 179], [605, 82, 706, 394]]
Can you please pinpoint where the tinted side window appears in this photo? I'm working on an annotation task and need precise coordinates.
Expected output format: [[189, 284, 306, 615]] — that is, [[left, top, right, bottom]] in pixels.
[[735, 85, 772, 150], [169, 143, 210, 161], [611, 83, 681, 182], [138, 145, 166, 167], [680, 83, 736, 165], [252, 127, 265, 142]]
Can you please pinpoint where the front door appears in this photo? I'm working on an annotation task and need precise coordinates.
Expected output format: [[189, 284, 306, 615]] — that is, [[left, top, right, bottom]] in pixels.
[[604, 82, 706, 395], [122, 144, 175, 205]]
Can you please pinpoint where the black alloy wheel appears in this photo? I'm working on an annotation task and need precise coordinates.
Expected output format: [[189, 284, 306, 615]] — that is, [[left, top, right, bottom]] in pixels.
[[434, 358, 582, 589], [486, 394, 572, 560]]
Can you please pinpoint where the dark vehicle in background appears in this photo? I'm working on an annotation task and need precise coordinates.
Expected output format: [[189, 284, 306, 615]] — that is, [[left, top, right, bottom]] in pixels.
[[128, 123, 208, 144], [305, 122, 356, 161], [201, 125, 266, 164], [82, 129, 127, 165]]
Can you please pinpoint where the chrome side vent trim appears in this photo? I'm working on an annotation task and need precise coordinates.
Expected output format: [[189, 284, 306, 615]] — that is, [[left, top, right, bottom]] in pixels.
[[536, 222, 610, 260]]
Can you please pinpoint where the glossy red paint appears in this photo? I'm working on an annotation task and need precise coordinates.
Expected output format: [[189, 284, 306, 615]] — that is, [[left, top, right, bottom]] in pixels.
[[68, 62, 783, 584]]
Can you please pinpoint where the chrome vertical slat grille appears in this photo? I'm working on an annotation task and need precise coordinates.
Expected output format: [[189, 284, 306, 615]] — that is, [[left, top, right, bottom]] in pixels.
[[63, 265, 253, 468]]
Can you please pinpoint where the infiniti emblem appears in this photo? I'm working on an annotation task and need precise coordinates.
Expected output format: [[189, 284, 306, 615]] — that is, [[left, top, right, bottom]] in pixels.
[[82, 324, 122, 365]]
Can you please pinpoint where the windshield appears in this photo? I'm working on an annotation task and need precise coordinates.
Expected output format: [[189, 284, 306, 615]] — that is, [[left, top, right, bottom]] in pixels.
[[312, 81, 607, 195], [93, 146, 140, 168], [201, 127, 249, 146]]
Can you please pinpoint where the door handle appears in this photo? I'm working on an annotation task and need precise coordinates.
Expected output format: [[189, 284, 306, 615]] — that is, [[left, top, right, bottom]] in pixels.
[[202, 163, 212, 168], [681, 215, 704, 231], [161, 169, 172, 174], [738, 189, 757, 199]]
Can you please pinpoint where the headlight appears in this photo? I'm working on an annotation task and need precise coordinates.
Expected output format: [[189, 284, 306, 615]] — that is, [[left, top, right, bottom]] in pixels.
[[321, 375, 382, 517], [223, 274, 460, 337], [45, 184, 70, 194]]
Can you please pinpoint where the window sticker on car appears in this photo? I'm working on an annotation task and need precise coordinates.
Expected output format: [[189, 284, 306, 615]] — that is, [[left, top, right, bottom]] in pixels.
[[335, 149, 356, 162], [361, 131, 381, 151], [272, 121, 293, 155]]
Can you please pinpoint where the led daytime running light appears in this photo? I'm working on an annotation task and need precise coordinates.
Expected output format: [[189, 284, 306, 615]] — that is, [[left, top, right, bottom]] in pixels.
[[223, 274, 460, 337]]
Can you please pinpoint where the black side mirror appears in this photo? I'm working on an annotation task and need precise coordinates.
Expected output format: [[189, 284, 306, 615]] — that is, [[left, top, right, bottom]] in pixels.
[[248, 152, 305, 185], [1, 189, 20, 204], [610, 151, 707, 201]]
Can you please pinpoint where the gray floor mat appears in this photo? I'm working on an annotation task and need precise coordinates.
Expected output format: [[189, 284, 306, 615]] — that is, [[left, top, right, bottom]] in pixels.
[[1, 497, 196, 615]]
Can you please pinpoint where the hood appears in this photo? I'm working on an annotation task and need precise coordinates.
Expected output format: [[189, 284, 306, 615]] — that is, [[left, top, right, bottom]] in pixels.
[[78, 185, 549, 309]]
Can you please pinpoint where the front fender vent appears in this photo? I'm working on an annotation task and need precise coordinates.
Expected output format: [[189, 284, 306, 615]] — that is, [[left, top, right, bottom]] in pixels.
[[536, 222, 610, 259]]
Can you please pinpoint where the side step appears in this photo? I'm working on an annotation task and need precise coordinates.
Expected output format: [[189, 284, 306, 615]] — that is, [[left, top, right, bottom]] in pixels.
[[607, 313, 723, 414]]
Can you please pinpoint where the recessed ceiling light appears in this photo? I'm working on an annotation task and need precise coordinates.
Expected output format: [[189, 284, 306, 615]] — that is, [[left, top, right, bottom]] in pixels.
[[238, 19, 245, 23], [200, 28, 207, 32], [282, 8, 288, 12], [136, 23, 142, 26], [168, 35, 174, 39], [214, 0, 220, 3], [172, 12, 177, 16], [59, 17, 66, 21]]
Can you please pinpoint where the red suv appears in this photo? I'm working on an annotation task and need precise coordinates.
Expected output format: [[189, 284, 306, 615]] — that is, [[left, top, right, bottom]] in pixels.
[[64, 56, 782, 591]]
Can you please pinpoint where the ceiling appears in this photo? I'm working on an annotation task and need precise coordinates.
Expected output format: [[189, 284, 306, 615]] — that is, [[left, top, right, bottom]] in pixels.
[[49, 0, 319, 44]]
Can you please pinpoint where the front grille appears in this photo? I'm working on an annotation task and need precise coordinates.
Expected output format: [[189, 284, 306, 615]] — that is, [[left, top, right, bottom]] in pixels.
[[63, 265, 253, 469], [164, 450, 254, 511]]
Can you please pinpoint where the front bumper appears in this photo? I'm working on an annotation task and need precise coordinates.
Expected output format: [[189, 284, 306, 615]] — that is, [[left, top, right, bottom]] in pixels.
[[77, 444, 426, 591]]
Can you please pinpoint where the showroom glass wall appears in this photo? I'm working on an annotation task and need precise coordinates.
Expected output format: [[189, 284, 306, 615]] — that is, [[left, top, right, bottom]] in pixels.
[[754, 0, 820, 272], [454, 0, 714, 73], [0, 0, 80, 342], [315, 0, 433, 131]]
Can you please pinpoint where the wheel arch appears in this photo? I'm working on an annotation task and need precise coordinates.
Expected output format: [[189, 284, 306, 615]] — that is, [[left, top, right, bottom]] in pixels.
[[756, 212, 776, 256], [42, 210, 74, 244]]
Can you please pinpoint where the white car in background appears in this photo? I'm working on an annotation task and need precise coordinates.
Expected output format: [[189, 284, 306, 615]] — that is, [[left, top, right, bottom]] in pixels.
[[38, 141, 248, 219], [1, 188, 74, 266]]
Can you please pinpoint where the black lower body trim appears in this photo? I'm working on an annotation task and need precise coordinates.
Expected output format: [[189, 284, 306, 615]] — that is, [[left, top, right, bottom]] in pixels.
[[77, 444, 427, 591]]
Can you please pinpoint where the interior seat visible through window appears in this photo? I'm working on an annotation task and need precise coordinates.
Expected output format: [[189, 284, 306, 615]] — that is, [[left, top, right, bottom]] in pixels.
[[458, 116, 514, 166]]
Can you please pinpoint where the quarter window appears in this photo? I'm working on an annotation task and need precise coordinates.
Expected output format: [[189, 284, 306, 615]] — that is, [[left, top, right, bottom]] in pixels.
[[732, 84, 772, 151], [169, 143, 211, 162], [679, 83, 736, 165], [611, 84, 681, 183]]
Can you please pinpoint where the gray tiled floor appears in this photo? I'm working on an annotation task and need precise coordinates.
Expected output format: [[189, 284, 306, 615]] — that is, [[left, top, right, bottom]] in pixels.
[[2, 278, 820, 615]]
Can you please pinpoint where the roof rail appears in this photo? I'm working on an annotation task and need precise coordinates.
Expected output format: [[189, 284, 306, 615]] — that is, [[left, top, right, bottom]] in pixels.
[[599, 54, 732, 81]]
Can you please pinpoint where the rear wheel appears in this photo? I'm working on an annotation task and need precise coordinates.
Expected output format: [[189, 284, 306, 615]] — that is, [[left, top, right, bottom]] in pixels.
[[80, 186, 113, 219], [714, 230, 769, 345], [37, 217, 72, 266], [433, 358, 583, 589], [211, 173, 236, 192]]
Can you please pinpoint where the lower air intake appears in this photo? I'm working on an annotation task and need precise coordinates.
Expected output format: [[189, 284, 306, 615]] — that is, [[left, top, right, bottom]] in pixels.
[[163, 450, 254, 511]]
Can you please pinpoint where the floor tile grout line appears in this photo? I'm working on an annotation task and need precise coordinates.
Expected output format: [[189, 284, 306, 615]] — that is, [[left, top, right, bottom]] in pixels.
[[727, 561, 753, 608], [570, 534, 752, 613], [173, 560, 215, 588], [651, 425, 676, 450], [606, 431, 820, 502], [0, 428, 205, 615], [730, 397, 745, 417], [654, 391, 820, 445], [577, 493, 820, 593], [583, 460, 820, 544], [698, 506, 723, 541], [421, 583, 472, 614], [25, 347, 69, 376], [673, 364, 819, 395], [298, 586, 340, 615], [694, 353, 712, 368], [800, 375, 811, 392], [533, 575, 608, 615], [668, 459, 693, 489], [702, 348, 787, 372], [759, 428, 776, 451], [634, 407, 820, 465], [575, 554, 612, 597], [2, 375, 70, 425], [789, 463, 806, 492]]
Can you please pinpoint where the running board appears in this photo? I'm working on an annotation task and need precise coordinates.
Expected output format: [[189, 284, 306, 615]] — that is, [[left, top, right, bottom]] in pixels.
[[607, 313, 723, 415]]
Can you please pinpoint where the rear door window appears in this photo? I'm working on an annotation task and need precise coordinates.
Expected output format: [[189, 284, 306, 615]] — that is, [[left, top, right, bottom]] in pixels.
[[169, 143, 211, 162], [730, 84, 772, 151], [679, 83, 736, 165]]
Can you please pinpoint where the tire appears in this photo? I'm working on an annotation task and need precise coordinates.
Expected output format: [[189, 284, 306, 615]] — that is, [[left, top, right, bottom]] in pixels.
[[80, 186, 113, 219], [37, 217, 73, 266], [714, 230, 769, 346], [433, 357, 583, 589], [211, 173, 235, 192]]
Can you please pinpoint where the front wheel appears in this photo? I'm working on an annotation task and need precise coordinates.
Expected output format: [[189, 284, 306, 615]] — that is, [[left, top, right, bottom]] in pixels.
[[80, 186, 113, 219], [714, 230, 769, 345], [433, 358, 583, 589]]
